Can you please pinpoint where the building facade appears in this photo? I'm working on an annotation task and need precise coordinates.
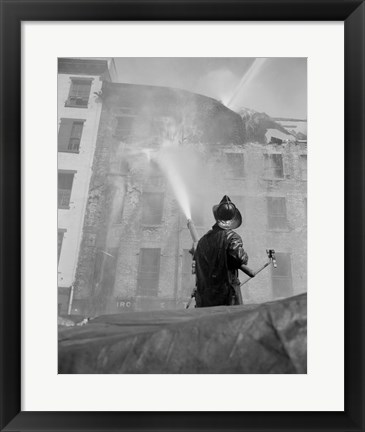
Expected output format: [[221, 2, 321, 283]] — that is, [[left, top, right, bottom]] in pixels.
[[73, 81, 307, 316], [57, 58, 117, 314]]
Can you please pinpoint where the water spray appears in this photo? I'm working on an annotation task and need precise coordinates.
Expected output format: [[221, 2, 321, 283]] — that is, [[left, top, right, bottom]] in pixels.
[[186, 218, 199, 244], [154, 148, 192, 220], [225, 58, 267, 109]]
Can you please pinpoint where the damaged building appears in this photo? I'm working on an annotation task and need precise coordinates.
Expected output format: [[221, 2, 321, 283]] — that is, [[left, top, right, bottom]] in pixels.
[[67, 81, 307, 316]]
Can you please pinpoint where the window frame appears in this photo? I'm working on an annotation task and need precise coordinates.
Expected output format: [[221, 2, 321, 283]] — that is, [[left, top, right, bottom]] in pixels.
[[67, 121, 84, 152], [266, 196, 288, 230], [114, 115, 136, 140], [65, 77, 93, 108], [58, 118, 85, 153], [263, 153, 284, 179], [58, 170, 76, 209]]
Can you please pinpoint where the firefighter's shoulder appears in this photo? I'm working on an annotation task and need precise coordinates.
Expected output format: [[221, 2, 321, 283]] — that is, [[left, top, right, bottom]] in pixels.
[[225, 229, 243, 243]]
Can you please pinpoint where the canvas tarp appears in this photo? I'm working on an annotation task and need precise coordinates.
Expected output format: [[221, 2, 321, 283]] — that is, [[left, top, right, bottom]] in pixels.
[[58, 293, 307, 374]]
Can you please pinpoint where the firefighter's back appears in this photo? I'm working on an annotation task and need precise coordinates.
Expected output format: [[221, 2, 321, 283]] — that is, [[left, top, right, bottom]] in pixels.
[[194, 226, 232, 307]]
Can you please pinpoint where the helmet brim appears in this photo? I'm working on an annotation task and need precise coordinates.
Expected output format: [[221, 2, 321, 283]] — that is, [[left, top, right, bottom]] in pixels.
[[213, 205, 242, 230]]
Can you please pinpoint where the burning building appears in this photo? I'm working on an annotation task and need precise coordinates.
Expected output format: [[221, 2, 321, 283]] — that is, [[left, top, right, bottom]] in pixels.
[[70, 81, 307, 316]]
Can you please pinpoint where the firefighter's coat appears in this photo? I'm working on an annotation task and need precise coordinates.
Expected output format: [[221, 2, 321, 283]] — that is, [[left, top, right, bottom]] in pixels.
[[194, 224, 249, 307]]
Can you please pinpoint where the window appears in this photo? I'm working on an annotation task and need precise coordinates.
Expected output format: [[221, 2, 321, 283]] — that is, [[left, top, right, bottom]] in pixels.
[[300, 155, 307, 180], [263, 154, 284, 178], [267, 197, 288, 229], [181, 249, 195, 297], [58, 171, 75, 208], [66, 79, 92, 107], [226, 153, 245, 178], [58, 229, 66, 263], [115, 116, 134, 139], [141, 192, 164, 225], [271, 252, 293, 298], [58, 119, 85, 152], [137, 248, 161, 296]]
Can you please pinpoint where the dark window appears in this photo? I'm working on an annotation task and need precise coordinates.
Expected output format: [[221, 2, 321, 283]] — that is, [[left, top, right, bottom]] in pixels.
[[66, 79, 92, 107], [271, 252, 293, 298], [58, 119, 85, 152], [137, 248, 161, 296], [141, 192, 164, 225], [58, 171, 75, 208], [300, 155, 307, 180], [115, 116, 134, 139], [226, 153, 245, 178], [181, 249, 195, 297], [264, 154, 284, 178], [58, 229, 66, 263], [267, 197, 288, 229]]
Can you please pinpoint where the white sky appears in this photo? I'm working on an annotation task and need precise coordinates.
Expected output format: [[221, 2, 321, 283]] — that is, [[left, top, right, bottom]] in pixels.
[[114, 58, 307, 119]]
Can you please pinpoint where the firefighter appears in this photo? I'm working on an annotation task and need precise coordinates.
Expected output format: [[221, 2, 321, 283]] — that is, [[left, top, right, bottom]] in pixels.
[[194, 195, 254, 307]]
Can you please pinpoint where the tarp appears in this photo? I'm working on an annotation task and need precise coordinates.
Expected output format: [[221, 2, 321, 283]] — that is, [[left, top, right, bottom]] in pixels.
[[58, 293, 307, 374]]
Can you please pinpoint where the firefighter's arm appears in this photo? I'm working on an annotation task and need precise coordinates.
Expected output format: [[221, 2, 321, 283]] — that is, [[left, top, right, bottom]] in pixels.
[[240, 263, 255, 278], [227, 231, 255, 277]]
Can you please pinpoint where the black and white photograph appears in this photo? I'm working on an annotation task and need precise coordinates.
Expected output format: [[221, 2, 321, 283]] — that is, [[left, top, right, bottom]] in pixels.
[[57, 57, 307, 374], [3, 2, 365, 427]]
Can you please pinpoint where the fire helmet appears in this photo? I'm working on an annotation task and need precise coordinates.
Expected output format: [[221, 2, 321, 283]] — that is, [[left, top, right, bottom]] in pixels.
[[213, 195, 242, 230]]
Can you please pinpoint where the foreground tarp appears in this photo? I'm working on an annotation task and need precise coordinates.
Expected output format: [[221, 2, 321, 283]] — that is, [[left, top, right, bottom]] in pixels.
[[58, 293, 307, 374]]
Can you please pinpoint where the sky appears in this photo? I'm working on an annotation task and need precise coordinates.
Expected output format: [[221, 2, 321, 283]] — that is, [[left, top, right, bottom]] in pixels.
[[114, 58, 307, 119]]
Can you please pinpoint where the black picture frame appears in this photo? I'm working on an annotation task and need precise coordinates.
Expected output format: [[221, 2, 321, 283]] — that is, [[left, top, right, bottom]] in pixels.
[[1, 1, 364, 431]]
